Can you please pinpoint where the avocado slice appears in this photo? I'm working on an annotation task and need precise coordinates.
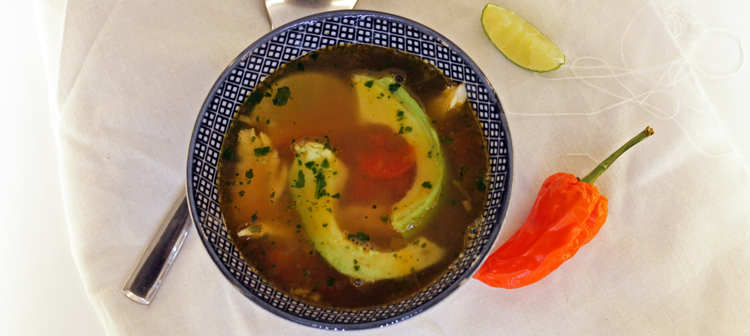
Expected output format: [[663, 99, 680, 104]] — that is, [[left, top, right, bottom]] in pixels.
[[353, 75, 446, 233], [289, 142, 445, 282]]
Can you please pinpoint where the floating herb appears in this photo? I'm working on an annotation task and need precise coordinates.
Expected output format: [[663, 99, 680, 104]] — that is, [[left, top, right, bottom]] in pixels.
[[348, 232, 371, 243], [293, 170, 305, 188], [388, 82, 401, 93], [476, 178, 487, 192], [254, 147, 271, 156], [222, 148, 233, 160], [272, 86, 291, 106], [315, 172, 329, 199]]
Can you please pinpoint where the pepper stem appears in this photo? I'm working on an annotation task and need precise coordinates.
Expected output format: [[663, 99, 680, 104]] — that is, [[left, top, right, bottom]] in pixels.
[[580, 126, 654, 185]]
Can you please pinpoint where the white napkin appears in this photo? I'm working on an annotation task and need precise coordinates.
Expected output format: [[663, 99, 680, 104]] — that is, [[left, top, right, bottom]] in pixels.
[[36, 0, 750, 334]]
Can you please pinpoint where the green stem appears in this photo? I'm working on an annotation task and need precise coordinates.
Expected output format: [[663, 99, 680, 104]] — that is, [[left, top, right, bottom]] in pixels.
[[580, 126, 654, 185]]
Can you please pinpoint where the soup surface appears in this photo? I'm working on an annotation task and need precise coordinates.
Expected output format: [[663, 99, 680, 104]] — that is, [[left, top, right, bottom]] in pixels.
[[217, 44, 488, 309]]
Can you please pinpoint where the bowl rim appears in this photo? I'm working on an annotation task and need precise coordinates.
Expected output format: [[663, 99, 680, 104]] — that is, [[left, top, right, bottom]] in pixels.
[[186, 9, 514, 330]]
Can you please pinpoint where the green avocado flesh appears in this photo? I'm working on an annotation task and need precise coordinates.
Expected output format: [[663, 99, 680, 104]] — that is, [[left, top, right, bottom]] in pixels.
[[289, 142, 445, 282], [353, 75, 446, 233]]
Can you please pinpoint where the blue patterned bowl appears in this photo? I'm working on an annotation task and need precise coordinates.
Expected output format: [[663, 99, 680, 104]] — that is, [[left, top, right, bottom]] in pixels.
[[187, 10, 512, 330]]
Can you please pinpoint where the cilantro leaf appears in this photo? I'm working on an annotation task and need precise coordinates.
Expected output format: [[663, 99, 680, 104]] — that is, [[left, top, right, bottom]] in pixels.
[[347, 232, 371, 242], [476, 178, 487, 192], [388, 83, 401, 93], [254, 147, 271, 156], [293, 170, 305, 188], [222, 148, 233, 160], [272, 86, 291, 106], [314, 172, 329, 199]]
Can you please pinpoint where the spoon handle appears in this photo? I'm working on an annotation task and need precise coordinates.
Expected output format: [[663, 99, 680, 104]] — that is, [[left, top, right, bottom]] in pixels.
[[122, 193, 191, 305]]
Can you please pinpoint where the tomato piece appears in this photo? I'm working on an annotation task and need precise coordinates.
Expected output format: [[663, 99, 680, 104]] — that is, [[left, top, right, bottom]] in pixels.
[[358, 145, 415, 179]]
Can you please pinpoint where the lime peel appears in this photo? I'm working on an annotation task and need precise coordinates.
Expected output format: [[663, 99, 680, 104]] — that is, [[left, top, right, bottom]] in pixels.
[[481, 4, 565, 72]]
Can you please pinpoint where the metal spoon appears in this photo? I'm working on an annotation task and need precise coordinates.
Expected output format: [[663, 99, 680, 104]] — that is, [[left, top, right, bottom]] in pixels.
[[121, 0, 358, 305], [122, 192, 190, 304], [265, 0, 358, 29]]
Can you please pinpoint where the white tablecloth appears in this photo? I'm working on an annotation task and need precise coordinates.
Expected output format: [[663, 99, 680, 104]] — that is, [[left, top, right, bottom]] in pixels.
[[35, 0, 750, 334]]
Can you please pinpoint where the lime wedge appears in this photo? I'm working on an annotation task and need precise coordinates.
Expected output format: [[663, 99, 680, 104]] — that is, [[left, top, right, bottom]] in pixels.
[[481, 4, 565, 72]]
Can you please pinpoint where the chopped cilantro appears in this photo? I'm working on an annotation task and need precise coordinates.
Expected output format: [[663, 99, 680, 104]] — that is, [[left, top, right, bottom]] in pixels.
[[441, 136, 454, 144], [270, 191, 275, 198], [245, 169, 254, 180], [321, 159, 330, 169], [331, 193, 340, 199], [451, 200, 458, 206], [246, 89, 264, 106], [379, 215, 389, 223], [296, 62, 305, 71], [421, 243, 426, 248], [348, 232, 371, 242], [460, 165, 470, 178], [404, 126, 412, 133], [238, 190, 245, 197], [427, 150, 432, 159], [388, 83, 401, 93], [364, 80, 374, 88], [396, 110, 405, 121], [303, 269, 310, 278], [272, 86, 291, 106], [293, 170, 305, 188], [264, 92, 272, 97], [254, 147, 271, 156], [310, 52, 318, 61], [354, 265, 360, 271], [322, 223, 328, 227], [314, 172, 328, 199], [326, 277, 335, 286], [476, 178, 487, 192], [422, 181, 432, 189], [304, 161, 315, 169], [398, 126, 404, 134], [251, 213, 258, 223], [372, 205, 377, 209], [222, 148, 233, 160]]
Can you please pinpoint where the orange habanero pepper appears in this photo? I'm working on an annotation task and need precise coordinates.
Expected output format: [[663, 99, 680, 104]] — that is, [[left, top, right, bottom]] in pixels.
[[473, 127, 654, 289]]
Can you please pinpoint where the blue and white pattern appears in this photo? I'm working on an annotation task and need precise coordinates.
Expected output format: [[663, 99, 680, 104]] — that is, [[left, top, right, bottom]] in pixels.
[[187, 11, 512, 330]]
